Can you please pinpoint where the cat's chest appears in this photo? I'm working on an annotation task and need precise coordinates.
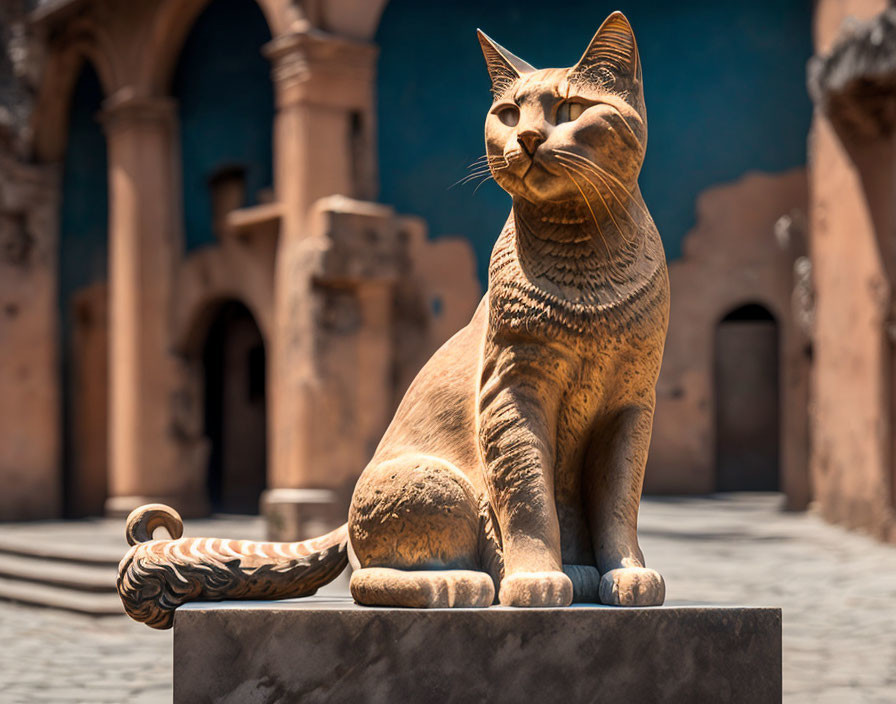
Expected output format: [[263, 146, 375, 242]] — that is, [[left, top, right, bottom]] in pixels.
[[483, 260, 668, 419], [488, 276, 629, 344], [486, 227, 667, 344]]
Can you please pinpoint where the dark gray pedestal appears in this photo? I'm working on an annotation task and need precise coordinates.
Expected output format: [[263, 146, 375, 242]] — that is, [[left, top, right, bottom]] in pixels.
[[173, 597, 781, 704]]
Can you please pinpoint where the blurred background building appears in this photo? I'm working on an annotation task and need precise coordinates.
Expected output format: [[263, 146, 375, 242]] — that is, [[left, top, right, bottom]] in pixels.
[[0, 0, 894, 544]]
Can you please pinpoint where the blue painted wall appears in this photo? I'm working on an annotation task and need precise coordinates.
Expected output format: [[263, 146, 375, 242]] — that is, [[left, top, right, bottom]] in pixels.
[[58, 64, 107, 340], [58, 62, 108, 513], [376, 1, 814, 284], [173, 0, 274, 251]]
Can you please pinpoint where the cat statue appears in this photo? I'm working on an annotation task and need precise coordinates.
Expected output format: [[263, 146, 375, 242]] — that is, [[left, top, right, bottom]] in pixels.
[[118, 11, 669, 629]]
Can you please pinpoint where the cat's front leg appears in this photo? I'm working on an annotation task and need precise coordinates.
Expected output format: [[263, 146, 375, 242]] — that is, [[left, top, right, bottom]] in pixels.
[[479, 357, 572, 607], [586, 400, 665, 606]]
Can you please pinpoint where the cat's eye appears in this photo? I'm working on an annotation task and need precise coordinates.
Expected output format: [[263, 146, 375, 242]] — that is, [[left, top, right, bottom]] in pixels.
[[495, 105, 519, 127], [556, 101, 586, 124]]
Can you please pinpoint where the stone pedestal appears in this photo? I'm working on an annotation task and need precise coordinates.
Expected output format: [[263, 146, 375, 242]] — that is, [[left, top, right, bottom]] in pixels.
[[260, 487, 342, 541], [173, 597, 781, 704]]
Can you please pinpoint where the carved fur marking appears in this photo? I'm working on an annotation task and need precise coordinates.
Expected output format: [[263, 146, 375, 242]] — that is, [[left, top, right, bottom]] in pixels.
[[118, 505, 347, 628], [118, 11, 669, 627]]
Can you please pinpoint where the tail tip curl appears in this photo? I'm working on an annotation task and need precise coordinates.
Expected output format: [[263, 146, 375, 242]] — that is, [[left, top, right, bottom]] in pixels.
[[125, 503, 184, 546]]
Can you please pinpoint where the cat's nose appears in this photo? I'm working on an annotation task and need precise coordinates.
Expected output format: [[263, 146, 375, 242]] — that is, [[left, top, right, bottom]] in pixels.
[[517, 130, 545, 156]]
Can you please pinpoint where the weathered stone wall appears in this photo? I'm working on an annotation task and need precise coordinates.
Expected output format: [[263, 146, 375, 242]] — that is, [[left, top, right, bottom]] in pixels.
[[808, 0, 896, 541], [266, 197, 478, 517], [0, 0, 477, 525], [648, 169, 810, 507], [16, 0, 889, 537], [0, 154, 60, 519]]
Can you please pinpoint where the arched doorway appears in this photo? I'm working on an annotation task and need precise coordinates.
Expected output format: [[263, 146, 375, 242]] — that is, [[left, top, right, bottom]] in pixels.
[[202, 301, 267, 513], [58, 63, 109, 517], [715, 303, 780, 492]]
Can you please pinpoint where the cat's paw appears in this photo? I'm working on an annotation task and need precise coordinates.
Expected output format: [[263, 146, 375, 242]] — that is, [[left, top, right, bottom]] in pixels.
[[499, 571, 573, 607], [599, 567, 665, 606]]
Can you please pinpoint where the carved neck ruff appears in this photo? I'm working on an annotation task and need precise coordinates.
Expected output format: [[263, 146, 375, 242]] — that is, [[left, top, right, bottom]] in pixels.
[[506, 195, 657, 305]]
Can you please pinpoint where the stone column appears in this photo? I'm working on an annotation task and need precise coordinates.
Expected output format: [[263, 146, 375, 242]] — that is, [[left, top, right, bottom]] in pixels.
[[265, 31, 378, 224], [808, 1, 896, 538], [101, 94, 198, 516], [262, 32, 379, 537]]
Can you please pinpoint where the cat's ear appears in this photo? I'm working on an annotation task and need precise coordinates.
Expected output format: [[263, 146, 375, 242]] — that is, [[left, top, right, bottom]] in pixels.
[[569, 11, 642, 87], [477, 29, 535, 99]]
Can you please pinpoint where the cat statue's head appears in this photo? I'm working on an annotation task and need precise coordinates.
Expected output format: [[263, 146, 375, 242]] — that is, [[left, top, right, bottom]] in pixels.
[[479, 12, 646, 207]]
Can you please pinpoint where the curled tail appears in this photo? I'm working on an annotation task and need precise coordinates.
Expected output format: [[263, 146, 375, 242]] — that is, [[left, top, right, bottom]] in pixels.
[[117, 504, 348, 629]]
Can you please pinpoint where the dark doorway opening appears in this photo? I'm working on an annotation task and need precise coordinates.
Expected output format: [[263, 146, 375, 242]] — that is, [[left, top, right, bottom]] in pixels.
[[202, 301, 267, 513], [59, 64, 109, 517], [715, 303, 780, 492]]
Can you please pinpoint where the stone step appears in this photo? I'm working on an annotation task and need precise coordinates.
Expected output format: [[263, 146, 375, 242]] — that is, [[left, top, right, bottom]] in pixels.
[[0, 535, 122, 567], [0, 575, 123, 616], [0, 536, 123, 614], [0, 552, 117, 593]]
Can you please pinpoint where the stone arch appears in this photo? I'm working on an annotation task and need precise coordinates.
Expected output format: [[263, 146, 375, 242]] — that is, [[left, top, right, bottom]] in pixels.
[[172, 247, 274, 357], [32, 21, 118, 162], [711, 297, 783, 329], [140, 0, 294, 96]]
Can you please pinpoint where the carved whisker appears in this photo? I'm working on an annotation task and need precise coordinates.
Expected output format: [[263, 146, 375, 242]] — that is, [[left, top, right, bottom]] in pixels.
[[459, 167, 493, 180], [451, 158, 510, 190], [463, 167, 501, 181], [450, 168, 495, 190], [555, 156, 634, 246], [554, 149, 651, 220], [560, 166, 613, 258], [558, 155, 651, 225], [470, 162, 510, 193], [473, 175, 496, 194], [554, 150, 628, 195], [467, 155, 504, 170], [556, 158, 637, 247], [560, 157, 631, 216]]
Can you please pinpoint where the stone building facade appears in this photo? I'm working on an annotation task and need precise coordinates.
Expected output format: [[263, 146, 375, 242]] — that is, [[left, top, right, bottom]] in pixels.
[[805, 0, 896, 542], [0, 0, 480, 532], [2, 0, 896, 545]]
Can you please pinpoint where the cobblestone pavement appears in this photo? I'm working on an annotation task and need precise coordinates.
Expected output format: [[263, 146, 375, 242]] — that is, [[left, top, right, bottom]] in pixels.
[[1, 598, 172, 703], [639, 495, 896, 704], [1, 495, 895, 702]]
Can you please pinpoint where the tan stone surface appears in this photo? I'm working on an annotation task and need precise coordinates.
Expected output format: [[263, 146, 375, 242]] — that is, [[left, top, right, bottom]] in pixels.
[[814, 0, 888, 54], [0, 155, 60, 519], [809, 117, 896, 541], [649, 169, 810, 508], [102, 95, 186, 517], [807, 1, 896, 542]]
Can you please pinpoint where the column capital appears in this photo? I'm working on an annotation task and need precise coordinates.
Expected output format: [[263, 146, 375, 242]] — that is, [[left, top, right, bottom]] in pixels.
[[264, 30, 378, 109], [100, 90, 177, 132]]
